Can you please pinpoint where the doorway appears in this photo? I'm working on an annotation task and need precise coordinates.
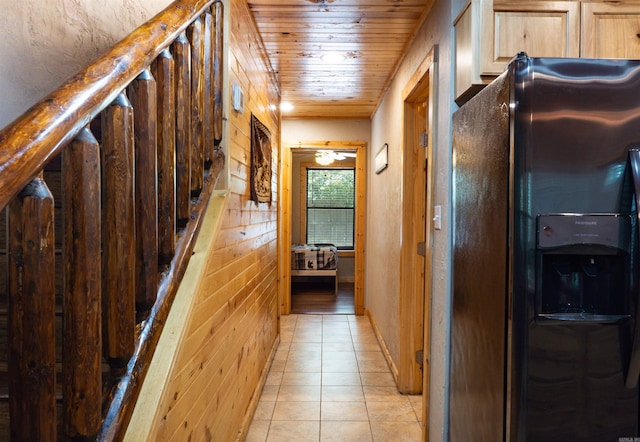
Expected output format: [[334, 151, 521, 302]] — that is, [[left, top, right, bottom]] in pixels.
[[397, 47, 436, 426], [279, 142, 366, 316]]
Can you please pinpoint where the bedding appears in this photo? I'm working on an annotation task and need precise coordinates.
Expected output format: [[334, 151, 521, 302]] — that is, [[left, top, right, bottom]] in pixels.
[[291, 244, 338, 270]]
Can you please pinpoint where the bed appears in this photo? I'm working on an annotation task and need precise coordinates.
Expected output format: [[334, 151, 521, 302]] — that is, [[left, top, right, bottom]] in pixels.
[[291, 244, 339, 295]]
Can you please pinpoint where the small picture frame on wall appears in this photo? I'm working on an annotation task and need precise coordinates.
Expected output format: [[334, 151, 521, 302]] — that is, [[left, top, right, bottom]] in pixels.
[[375, 143, 388, 174]]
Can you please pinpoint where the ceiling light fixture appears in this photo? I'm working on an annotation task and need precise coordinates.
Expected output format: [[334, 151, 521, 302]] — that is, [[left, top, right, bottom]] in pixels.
[[281, 101, 294, 112], [315, 150, 335, 166], [321, 52, 346, 63]]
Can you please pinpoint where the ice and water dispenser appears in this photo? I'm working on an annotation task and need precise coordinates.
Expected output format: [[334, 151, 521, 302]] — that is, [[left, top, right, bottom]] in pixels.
[[536, 214, 632, 322]]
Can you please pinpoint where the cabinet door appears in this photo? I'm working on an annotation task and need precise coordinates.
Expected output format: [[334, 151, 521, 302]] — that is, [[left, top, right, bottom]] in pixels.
[[582, 2, 640, 58], [485, 1, 580, 74], [454, 1, 484, 104], [454, 0, 580, 104]]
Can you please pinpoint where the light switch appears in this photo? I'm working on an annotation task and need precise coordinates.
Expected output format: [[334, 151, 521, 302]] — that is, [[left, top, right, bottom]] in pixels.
[[433, 205, 442, 230]]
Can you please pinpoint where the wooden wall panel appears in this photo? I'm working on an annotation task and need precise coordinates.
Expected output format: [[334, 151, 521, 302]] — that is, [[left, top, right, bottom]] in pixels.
[[139, 0, 281, 440]]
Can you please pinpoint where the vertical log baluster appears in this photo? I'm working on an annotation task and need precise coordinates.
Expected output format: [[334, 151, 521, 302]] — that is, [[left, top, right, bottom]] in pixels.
[[127, 69, 159, 313], [153, 50, 177, 265], [188, 17, 205, 196], [213, 1, 224, 145], [203, 9, 214, 167], [62, 128, 102, 438], [173, 32, 192, 227], [101, 93, 136, 368], [8, 176, 57, 441]]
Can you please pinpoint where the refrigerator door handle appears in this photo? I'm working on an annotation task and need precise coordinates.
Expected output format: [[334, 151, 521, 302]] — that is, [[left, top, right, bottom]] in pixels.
[[625, 148, 640, 388]]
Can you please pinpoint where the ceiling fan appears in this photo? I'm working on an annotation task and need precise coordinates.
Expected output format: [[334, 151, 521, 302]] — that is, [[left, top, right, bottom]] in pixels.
[[315, 150, 356, 165]]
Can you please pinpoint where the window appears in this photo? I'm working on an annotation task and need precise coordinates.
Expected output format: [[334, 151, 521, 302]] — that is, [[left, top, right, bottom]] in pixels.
[[306, 168, 355, 249]]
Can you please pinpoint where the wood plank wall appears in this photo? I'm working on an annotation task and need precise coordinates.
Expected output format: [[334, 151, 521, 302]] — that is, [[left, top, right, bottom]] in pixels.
[[140, 0, 281, 439]]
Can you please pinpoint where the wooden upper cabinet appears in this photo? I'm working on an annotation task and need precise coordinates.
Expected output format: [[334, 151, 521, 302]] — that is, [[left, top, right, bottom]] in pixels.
[[455, 0, 580, 104], [582, 2, 640, 58], [487, 1, 580, 72]]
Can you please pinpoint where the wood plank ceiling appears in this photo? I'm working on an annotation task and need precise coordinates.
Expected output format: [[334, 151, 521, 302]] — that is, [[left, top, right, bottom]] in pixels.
[[247, 0, 433, 119]]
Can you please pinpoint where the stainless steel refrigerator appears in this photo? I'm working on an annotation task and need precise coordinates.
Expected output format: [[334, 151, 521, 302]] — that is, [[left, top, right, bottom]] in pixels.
[[451, 53, 640, 441]]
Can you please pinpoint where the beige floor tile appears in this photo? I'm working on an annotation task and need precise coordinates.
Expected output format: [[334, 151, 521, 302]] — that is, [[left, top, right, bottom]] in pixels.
[[322, 342, 354, 352], [322, 333, 353, 343], [322, 358, 359, 372], [279, 331, 294, 342], [320, 421, 373, 442], [369, 421, 422, 442], [260, 385, 280, 402], [323, 319, 350, 327], [290, 342, 322, 352], [352, 336, 380, 347], [322, 351, 357, 362], [299, 315, 323, 323], [363, 386, 410, 403], [292, 332, 323, 343], [245, 419, 270, 442], [285, 358, 322, 373], [267, 420, 320, 442], [274, 347, 290, 361], [269, 359, 287, 373], [322, 371, 361, 386], [266, 370, 283, 386], [355, 351, 385, 362], [359, 372, 395, 387], [321, 401, 369, 421], [323, 315, 349, 322], [322, 385, 365, 402], [281, 371, 322, 386], [349, 328, 376, 336], [294, 326, 323, 335], [358, 358, 390, 373], [287, 350, 322, 362], [253, 400, 276, 420], [272, 401, 321, 421], [408, 395, 423, 421], [277, 385, 321, 402], [353, 342, 383, 352], [249, 315, 421, 441], [366, 400, 417, 422], [296, 326, 323, 334]]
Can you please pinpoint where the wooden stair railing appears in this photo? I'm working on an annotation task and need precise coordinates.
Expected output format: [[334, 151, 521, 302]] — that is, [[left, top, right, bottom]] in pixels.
[[0, 0, 225, 440]]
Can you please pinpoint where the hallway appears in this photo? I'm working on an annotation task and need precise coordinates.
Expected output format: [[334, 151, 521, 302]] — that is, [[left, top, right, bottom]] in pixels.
[[245, 314, 422, 441]]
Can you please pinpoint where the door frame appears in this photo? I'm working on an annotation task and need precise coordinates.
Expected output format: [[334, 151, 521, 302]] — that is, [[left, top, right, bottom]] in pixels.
[[279, 141, 366, 315], [397, 46, 437, 425]]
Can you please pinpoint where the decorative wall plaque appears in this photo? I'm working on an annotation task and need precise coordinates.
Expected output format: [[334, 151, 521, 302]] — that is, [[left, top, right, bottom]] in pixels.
[[250, 114, 272, 203]]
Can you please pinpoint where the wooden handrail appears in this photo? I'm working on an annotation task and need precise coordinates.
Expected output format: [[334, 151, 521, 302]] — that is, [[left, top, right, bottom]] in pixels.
[[0, 0, 214, 213], [0, 0, 225, 439]]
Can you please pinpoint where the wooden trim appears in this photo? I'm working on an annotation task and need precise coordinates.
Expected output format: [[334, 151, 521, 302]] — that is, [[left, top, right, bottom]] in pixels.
[[278, 147, 293, 315], [365, 308, 399, 383], [291, 269, 336, 277], [422, 47, 437, 439], [0, 0, 217, 212], [397, 47, 436, 395], [398, 45, 437, 440]]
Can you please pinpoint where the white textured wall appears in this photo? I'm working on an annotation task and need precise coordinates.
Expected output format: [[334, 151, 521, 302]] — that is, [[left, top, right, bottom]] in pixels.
[[369, 0, 455, 439], [0, 0, 173, 129], [282, 119, 371, 145]]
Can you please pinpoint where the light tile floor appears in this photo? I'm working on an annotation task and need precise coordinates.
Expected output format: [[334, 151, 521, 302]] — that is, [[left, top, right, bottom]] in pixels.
[[246, 314, 423, 442]]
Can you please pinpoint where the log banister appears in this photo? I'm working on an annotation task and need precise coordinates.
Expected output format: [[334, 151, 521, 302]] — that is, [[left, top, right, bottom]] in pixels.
[[0, 0, 216, 213], [0, 0, 225, 439]]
